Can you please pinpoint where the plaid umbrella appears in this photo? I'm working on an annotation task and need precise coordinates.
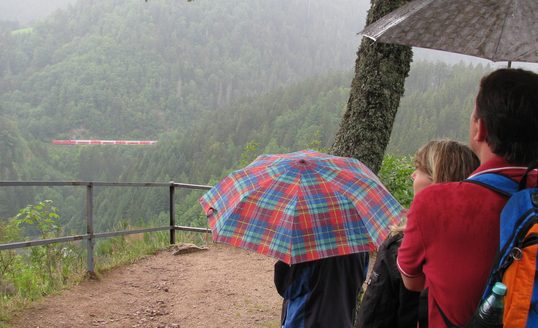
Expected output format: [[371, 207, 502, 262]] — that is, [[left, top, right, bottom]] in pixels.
[[199, 150, 404, 265], [360, 0, 538, 64]]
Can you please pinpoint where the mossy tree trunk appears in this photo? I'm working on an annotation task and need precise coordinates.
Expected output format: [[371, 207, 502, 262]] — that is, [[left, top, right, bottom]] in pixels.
[[331, 0, 413, 174]]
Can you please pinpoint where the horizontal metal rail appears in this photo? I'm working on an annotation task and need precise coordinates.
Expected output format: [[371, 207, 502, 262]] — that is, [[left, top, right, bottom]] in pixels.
[[0, 234, 89, 250], [0, 181, 213, 273], [0, 181, 212, 190], [175, 225, 212, 233], [0, 226, 212, 251]]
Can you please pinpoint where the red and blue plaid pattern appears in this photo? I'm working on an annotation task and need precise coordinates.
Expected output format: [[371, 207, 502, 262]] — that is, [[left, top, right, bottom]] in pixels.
[[199, 150, 405, 265]]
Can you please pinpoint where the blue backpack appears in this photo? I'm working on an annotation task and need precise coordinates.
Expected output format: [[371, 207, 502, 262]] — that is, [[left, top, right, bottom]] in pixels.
[[463, 165, 538, 327]]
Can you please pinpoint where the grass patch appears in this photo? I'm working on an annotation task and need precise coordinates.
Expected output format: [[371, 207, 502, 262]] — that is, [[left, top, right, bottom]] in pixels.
[[0, 241, 87, 326]]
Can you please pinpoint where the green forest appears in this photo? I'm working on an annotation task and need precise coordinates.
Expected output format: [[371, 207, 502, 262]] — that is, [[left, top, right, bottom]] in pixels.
[[0, 0, 494, 236]]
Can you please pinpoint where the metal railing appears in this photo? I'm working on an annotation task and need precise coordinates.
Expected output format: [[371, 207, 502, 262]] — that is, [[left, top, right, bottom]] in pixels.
[[0, 181, 212, 274]]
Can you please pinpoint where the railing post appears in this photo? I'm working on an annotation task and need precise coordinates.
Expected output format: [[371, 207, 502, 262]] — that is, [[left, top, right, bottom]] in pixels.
[[169, 182, 176, 245], [86, 183, 95, 275]]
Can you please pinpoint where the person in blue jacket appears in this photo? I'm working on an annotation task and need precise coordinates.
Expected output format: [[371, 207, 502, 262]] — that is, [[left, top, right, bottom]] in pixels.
[[274, 252, 369, 328]]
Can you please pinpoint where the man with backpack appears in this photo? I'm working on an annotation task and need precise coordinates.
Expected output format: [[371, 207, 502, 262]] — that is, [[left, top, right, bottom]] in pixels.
[[397, 68, 538, 327]]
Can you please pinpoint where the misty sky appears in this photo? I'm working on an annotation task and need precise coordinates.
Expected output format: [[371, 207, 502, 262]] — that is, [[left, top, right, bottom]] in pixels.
[[0, 0, 76, 23], [0, 0, 534, 70]]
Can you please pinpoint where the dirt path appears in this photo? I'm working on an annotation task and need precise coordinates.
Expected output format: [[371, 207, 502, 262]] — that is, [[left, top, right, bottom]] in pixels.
[[9, 243, 282, 328]]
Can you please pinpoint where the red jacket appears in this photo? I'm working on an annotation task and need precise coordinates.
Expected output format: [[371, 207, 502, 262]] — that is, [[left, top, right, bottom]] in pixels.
[[398, 157, 535, 327]]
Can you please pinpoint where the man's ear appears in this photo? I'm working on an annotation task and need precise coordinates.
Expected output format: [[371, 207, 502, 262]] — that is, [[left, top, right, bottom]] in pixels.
[[476, 118, 487, 142], [471, 117, 487, 143]]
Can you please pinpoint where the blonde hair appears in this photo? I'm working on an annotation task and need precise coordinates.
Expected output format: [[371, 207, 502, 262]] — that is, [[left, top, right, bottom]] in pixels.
[[393, 139, 480, 234], [414, 139, 480, 184]]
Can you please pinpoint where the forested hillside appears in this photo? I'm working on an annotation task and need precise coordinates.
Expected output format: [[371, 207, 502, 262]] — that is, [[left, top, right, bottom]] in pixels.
[[0, 0, 493, 234], [0, 0, 364, 140], [388, 62, 490, 154]]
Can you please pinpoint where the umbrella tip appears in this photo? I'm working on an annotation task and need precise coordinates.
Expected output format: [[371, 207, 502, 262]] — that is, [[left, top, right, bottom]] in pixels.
[[299, 159, 307, 164]]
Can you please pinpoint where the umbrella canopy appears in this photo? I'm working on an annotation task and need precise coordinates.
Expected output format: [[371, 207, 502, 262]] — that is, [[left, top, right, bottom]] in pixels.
[[199, 150, 404, 265], [360, 0, 538, 64]]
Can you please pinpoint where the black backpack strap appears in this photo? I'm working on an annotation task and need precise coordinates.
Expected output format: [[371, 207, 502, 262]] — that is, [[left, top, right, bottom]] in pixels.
[[465, 172, 518, 197], [418, 288, 429, 328], [435, 302, 461, 328], [518, 160, 538, 190]]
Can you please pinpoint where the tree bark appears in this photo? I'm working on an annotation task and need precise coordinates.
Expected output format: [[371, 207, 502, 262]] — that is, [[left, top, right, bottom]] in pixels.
[[330, 0, 413, 174]]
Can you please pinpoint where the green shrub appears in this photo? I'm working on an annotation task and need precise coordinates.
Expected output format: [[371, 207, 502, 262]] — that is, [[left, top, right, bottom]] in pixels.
[[378, 155, 414, 208], [1, 201, 84, 324]]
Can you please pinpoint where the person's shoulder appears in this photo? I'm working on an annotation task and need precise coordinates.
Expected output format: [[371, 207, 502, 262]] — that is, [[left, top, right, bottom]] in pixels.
[[413, 181, 484, 201], [421, 180, 477, 193], [409, 181, 482, 217]]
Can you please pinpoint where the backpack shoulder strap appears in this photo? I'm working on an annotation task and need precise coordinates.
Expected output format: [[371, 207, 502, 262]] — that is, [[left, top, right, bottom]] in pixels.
[[436, 302, 461, 328], [465, 173, 518, 197]]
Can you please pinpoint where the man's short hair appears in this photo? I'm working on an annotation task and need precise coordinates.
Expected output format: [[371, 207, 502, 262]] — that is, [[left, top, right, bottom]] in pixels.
[[476, 68, 538, 165]]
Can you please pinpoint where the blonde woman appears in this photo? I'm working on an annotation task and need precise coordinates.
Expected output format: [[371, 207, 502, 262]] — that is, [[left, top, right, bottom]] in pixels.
[[356, 139, 479, 328]]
